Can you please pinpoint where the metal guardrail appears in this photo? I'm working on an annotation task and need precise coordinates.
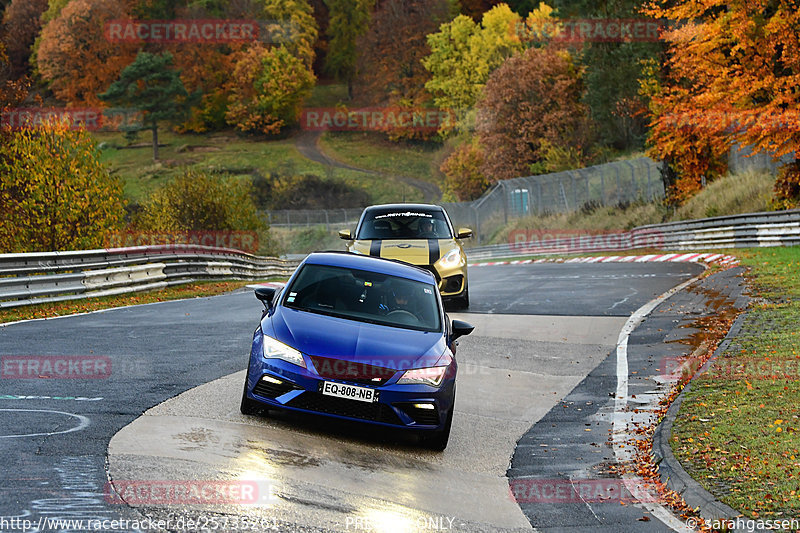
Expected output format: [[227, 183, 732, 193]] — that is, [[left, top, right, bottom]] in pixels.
[[0, 244, 300, 309], [2, 209, 797, 309], [464, 209, 800, 260]]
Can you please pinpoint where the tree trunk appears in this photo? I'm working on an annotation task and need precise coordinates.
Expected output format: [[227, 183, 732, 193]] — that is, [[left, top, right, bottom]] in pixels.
[[152, 123, 159, 161]]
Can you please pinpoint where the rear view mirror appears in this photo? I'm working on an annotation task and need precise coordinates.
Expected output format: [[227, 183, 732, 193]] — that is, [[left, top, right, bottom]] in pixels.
[[451, 319, 474, 342], [254, 287, 277, 311], [339, 229, 352, 240], [457, 228, 473, 239]]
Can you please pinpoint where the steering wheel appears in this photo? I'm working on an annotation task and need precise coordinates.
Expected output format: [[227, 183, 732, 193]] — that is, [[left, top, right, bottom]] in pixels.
[[386, 310, 419, 323]]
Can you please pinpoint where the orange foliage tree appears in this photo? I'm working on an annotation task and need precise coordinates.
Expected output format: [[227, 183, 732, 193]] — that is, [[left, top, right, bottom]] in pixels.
[[644, 0, 800, 207], [1, 0, 48, 78], [476, 46, 591, 182], [225, 43, 315, 134], [36, 0, 137, 106]]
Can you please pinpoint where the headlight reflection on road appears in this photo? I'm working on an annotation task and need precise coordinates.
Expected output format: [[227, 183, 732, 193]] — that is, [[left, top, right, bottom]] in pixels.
[[233, 452, 280, 506]]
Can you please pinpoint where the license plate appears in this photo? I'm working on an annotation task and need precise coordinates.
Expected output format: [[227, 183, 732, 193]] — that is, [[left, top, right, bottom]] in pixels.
[[321, 381, 377, 403]]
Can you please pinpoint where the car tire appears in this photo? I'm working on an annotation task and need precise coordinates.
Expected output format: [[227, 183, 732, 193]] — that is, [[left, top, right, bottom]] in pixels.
[[240, 372, 261, 416]]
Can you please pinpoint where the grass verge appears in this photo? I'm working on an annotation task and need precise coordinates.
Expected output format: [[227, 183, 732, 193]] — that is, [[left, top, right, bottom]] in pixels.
[[319, 131, 445, 185], [671, 246, 800, 519], [0, 280, 277, 325], [93, 130, 418, 206]]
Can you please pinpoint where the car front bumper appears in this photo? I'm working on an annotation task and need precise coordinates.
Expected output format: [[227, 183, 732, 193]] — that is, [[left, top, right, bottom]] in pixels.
[[244, 353, 455, 432]]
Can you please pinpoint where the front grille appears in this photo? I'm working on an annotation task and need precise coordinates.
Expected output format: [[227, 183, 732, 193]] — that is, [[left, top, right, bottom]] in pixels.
[[309, 356, 396, 387], [288, 392, 403, 425], [395, 403, 440, 426], [253, 377, 300, 399]]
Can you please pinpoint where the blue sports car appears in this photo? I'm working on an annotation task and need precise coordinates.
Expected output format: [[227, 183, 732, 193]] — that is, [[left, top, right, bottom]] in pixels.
[[240, 252, 474, 450]]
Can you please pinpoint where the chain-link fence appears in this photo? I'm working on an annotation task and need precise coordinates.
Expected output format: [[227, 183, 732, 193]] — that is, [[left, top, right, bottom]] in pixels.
[[266, 157, 664, 244], [728, 143, 795, 175], [443, 157, 663, 243], [266, 208, 364, 229]]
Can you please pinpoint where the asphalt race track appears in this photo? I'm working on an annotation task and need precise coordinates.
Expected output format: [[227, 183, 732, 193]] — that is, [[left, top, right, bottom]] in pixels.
[[0, 262, 722, 533]]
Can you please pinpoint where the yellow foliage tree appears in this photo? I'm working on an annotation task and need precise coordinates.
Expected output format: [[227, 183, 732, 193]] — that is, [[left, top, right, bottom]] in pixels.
[[0, 121, 125, 252]]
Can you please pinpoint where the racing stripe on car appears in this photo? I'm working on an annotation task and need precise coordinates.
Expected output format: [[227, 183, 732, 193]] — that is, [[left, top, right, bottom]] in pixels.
[[369, 240, 382, 257], [428, 239, 440, 264]]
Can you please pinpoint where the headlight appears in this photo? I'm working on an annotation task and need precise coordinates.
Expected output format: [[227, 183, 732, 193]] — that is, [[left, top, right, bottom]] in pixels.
[[437, 248, 461, 268], [397, 352, 452, 387], [262, 336, 306, 368]]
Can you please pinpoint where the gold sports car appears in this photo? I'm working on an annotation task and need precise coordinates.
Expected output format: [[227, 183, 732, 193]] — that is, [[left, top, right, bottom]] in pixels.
[[339, 204, 473, 308]]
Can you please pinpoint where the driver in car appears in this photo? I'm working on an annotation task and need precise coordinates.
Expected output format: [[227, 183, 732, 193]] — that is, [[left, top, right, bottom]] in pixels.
[[379, 279, 424, 323], [418, 218, 437, 238]]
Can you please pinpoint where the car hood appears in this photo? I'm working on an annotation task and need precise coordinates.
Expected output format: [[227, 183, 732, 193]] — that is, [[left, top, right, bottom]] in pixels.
[[265, 307, 447, 370], [350, 239, 459, 266]]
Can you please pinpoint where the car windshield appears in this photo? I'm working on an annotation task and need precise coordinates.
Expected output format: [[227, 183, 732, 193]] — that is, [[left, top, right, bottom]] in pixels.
[[283, 263, 441, 332], [356, 209, 453, 240]]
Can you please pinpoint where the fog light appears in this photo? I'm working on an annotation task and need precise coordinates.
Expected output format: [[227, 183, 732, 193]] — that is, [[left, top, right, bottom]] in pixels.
[[261, 375, 283, 385], [412, 403, 435, 410]]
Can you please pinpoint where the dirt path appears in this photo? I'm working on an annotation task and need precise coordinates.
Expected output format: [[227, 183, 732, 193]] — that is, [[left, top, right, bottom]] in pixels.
[[294, 130, 442, 203]]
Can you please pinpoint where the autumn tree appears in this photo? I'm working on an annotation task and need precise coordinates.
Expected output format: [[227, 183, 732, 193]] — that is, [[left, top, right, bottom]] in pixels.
[[0, 40, 29, 114], [643, 0, 800, 206], [323, 0, 373, 97], [440, 140, 489, 200], [100, 52, 195, 161], [639, 57, 729, 206], [354, 0, 450, 113], [137, 169, 264, 233], [225, 43, 315, 134], [1, 0, 48, 78], [423, 4, 524, 134], [36, 0, 136, 105], [459, 0, 501, 20], [476, 45, 591, 181], [39, 0, 69, 22], [0, 121, 125, 252], [260, 0, 318, 68]]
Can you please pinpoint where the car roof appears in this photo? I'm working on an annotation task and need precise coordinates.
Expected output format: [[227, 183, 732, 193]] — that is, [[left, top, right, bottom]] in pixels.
[[303, 252, 437, 284], [363, 203, 445, 214]]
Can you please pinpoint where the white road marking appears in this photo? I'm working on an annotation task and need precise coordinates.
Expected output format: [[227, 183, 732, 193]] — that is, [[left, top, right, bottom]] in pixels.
[[612, 271, 706, 532], [0, 409, 90, 439]]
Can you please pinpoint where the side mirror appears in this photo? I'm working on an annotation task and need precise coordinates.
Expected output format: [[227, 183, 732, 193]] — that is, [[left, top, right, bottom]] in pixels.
[[338, 229, 352, 240], [254, 287, 277, 311], [451, 319, 474, 342], [457, 228, 473, 239]]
